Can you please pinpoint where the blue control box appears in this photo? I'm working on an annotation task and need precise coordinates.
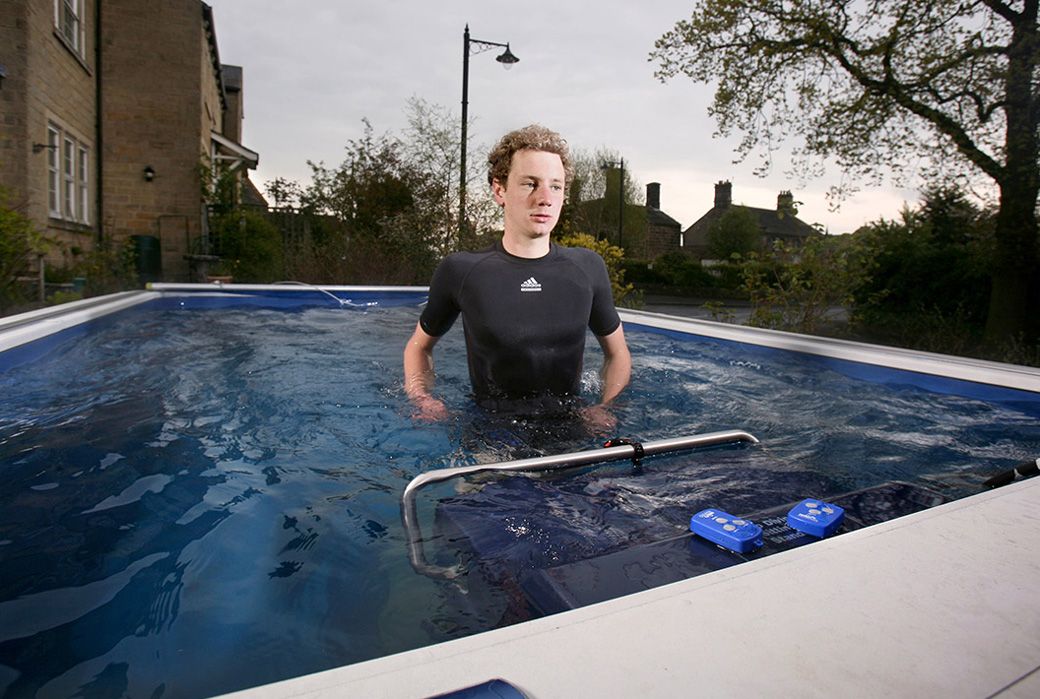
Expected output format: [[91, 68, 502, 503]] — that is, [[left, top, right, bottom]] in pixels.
[[689, 509, 763, 553], [786, 498, 845, 538]]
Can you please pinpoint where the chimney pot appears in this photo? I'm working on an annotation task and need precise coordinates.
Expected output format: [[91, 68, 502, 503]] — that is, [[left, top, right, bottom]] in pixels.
[[646, 182, 661, 209], [777, 190, 795, 215], [714, 180, 732, 209]]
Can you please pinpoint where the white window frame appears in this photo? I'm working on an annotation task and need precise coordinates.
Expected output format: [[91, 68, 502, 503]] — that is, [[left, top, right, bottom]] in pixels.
[[78, 146, 90, 225], [47, 122, 91, 225], [47, 126, 61, 217], [63, 135, 76, 220], [55, 0, 85, 56]]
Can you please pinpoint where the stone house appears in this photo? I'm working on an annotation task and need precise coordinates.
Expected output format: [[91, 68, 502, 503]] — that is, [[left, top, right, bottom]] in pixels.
[[0, 0, 259, 283], [575, 169, 682, 261], [682, 181, 819, 259]]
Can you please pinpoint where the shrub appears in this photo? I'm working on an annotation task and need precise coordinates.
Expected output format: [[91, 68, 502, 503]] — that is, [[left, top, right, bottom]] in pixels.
[[652, 251, 717, 289], [741, 236, 863, 334], [556, 232, 637, 307], [0, 190, 48, 313], [211, 209, 285, 282]]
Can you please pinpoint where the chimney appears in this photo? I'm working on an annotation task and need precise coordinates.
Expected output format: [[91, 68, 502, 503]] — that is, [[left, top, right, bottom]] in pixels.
[[646, 182, 661, 210], [777, 190, 796, 216], [714, 180, 732, 209]]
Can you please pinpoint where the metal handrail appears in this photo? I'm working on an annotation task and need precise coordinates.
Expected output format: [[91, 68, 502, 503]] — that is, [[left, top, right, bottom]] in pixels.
[[401, 429, 759, 580]]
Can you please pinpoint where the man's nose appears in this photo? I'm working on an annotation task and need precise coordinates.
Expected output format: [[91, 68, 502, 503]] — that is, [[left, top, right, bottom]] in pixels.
[[534, 184, 554, 204]]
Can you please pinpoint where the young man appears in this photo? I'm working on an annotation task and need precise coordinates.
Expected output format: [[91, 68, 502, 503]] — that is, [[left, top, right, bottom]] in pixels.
[[403, 124, 631, 427]]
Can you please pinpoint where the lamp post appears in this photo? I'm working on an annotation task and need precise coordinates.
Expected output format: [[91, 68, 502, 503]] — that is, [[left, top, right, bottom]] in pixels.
[[601, 158, 625, 249], [459, 24, 518, 237]]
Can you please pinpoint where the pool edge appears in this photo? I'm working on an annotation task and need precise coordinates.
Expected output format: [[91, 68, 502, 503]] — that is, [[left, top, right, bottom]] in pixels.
[[215, 476, 1040, 698]]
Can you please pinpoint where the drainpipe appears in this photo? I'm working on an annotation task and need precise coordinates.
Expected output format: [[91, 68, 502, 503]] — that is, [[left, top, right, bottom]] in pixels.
[[94, 0, 103, 244]]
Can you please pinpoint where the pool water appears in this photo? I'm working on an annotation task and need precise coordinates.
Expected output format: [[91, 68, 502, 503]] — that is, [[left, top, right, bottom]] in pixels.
[[1, 303, 1037, 698]]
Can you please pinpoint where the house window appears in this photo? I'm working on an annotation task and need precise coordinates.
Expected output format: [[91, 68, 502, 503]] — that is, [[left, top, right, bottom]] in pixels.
[[48, 122, 90, 225], [55, 0, 84, 55]]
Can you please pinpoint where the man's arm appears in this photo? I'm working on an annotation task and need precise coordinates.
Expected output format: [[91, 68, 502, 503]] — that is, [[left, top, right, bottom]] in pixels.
[[403, 321, 449, 420], [596, 324, 631, 404]]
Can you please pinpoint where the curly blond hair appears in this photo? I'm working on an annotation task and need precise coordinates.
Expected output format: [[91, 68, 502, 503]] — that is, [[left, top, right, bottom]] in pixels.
[[486, 124, 573, 187]]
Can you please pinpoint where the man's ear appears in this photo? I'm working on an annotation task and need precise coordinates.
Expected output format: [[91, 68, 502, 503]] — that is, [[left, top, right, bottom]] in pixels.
[[491, 178, 506, 206]]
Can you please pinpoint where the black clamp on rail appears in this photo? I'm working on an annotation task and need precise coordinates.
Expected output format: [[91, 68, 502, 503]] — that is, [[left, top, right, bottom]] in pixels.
[[983, 457, 1040, 489], [603, 437, 645, 466]]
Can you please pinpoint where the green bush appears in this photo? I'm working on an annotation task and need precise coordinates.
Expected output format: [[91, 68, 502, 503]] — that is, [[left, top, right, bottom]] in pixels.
[[848, 187, 993, 349], [211, 209, 285, 282], [741, 236, 863, 334], [652, 251, 717, 289], [79, 240, 138, 296], [0, 189, 48, 313], [557, 232, 637, 307]]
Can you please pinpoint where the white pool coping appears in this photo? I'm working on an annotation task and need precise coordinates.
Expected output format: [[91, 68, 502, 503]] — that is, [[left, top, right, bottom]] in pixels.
[[620, 308, 1040, 393], [0, 290, 158, 354], [218, 476, 1040, 699]]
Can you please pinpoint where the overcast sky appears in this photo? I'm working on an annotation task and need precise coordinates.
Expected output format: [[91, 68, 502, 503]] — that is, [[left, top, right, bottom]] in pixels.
[[208, 0, 919, 234]]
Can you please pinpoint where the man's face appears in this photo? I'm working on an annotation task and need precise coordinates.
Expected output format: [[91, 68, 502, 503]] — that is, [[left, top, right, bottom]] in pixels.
[[492, 149, 566, 240]]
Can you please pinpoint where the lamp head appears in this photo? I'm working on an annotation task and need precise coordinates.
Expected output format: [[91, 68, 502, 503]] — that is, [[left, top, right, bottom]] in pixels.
[[143, 166, 156, 182], [496, 44, 519, 69]]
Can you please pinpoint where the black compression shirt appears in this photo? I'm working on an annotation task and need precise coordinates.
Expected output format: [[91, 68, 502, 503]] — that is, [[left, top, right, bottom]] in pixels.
[[420, 241, 621, 403]]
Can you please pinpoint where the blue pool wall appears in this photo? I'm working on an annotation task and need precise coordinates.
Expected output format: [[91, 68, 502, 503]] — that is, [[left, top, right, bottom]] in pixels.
[[2, 285, 1039, 414]]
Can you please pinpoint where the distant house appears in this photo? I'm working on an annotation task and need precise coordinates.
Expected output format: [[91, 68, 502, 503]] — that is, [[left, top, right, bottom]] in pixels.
[[574, 170, 682, 261], [0, 0, 261, 283], [682, 181, 819, 259]]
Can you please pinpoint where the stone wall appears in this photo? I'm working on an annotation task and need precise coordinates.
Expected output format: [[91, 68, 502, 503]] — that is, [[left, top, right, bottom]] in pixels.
[[101, 0, 216, 280], [1, 0, 98, 265]]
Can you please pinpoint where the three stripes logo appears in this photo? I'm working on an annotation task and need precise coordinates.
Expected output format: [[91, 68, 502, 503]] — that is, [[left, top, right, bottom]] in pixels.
[[520, 277, 542, 292]]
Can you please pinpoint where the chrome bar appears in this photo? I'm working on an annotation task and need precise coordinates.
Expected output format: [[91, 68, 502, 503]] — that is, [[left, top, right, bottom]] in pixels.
[[401, 429, 759, 580]]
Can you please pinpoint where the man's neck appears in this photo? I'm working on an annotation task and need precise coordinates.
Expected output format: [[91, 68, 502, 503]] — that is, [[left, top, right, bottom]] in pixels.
[[501, 232, 551, 259]]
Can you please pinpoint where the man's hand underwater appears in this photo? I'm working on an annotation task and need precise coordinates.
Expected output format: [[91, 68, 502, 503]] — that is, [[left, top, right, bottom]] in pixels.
[[580, 403, 618, 434], [411, 394, 451, 422]]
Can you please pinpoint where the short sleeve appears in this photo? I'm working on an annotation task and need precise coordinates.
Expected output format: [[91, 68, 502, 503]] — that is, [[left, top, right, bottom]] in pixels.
[[419, 256, 462, 337], [584, 252, 621, 337]]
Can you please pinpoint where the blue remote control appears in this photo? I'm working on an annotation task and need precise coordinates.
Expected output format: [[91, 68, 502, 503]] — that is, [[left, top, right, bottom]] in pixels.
[[689, 508, 763, 553], [786, 498, 845, 538]]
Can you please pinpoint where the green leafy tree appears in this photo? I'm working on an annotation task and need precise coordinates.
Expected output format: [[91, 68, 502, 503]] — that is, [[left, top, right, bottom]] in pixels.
[[399, 97, 501, 253], [850, 187, 993, 351], [652, 0, 1040, 347], [298, 120, 441, 282], [707, 205, 761, 259]]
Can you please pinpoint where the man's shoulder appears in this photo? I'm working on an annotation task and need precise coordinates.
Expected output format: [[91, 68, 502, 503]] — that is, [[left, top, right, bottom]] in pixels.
[[443, 244, 499, 265], [435, 246, 498, 276], [554, 244, 607, 273]]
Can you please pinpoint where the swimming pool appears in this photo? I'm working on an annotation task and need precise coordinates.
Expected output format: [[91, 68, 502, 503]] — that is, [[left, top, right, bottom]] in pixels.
[[1, 285, 1038, 698]]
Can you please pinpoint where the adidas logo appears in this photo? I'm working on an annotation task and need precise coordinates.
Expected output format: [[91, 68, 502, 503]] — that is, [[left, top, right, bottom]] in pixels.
[[520, 277, 542, 292]]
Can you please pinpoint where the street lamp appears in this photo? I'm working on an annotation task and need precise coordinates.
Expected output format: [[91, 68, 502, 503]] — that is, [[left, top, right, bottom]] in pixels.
[[601, 157, 625, 249], [459, 24, 518, 237]]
